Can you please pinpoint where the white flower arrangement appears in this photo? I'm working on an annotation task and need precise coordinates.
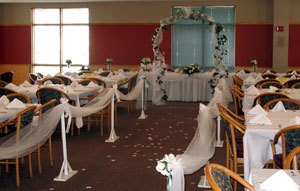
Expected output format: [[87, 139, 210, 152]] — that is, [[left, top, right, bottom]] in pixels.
[[140, 57, 152, 71], [183, 63, 201, 75], [156, 154, 176, 191]]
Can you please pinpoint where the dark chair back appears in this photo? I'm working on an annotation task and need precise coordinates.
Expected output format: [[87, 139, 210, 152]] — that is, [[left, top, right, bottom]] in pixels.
[[0, 80, 8, 87], [0, 71, 14, 83], [0, 87, 18, 96], [55, 75, 72, 85], [36, 87, 69, 105], [7, 93, 31, 104]]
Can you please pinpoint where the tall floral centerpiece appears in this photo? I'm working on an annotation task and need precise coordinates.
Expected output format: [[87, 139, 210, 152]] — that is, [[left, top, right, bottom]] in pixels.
[[106, 58, 113, 71], [140, 57, 152, 72], [251, 59, 258, 72]]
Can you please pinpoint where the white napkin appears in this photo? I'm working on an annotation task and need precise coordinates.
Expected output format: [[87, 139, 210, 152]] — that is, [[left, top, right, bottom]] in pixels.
[[244, 75, 256, 84], [45, 74, 52, 78], [286, 116, 300, 127], [97, 68, 103, 73], [248, 113, 272, 125], [248, 104, 267, 116], [260, 170, 299, 191], [5, 83, 18, 90], [237, 70, 245, 75], [291, 70, 298, 75], [22, 80, 33, 87], [5, 98, 26, 109], [74, 84, 86, 91], [0, 95, 10, 105], [17, 86, 28, 92], [271, 101, 286, 112], [70, 81, 78, 87], [255, 73, 264, 81], [269, 86, 278, 91], [87, 81, 98, 88], [290, 75, 297, 79], [265, 70, 271, 74], [43, 80, 53, 86], [118, 69, 124, 74], [246, 85, 260, 95], [107, 72, 113, 78]]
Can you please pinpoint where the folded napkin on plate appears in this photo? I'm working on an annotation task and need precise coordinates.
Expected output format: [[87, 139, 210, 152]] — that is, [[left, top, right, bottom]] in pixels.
[[6, 98, 26, 109], [22, 80, 33, 87], [290, 75, 297, 79], [246, 85, 260, 95], [107, 72, 113, 78], [248, 113, 272, 125], [43, 80, 53, 86], [17, 86, 28, 92], [248, 104, 267, 115], [0, 95, 10, 105], [97, 68, 103, 73], [286, 116, 300, 127], [260, 170, 299, 191], [269, 86, 278, 91], [291, 70, 298, 75], [5, 83, 19, 90], [265, 70, 272, 74], [87, 81, 98, 88], [255, 73, 264, 81], [244, 75, 256, 83], [69, 81, 78, 87], [237, 70, 245, 75], [271, 101, 286, 112], [45, 74, 52, 78], [74, 84, 86, 91]]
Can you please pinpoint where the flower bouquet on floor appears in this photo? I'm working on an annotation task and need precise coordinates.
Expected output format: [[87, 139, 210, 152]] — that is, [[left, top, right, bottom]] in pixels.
[[140, 57, 152, 72], [183, 63, 201, 75]]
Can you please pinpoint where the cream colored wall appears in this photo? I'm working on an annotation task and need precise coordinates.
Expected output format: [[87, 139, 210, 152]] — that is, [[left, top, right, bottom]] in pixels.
[[0, 0, 274, 25]]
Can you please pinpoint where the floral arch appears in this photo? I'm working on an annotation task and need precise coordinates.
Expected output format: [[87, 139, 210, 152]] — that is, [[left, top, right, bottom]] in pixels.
[[151, 7, 228, 97]]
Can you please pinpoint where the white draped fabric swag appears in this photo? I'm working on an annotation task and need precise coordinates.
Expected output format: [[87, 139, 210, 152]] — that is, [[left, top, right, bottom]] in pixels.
[[0, 80, 146, 161], [157, 77, 230, 191]]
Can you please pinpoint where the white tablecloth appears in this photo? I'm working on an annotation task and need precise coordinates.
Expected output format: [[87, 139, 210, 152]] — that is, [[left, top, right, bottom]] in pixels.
[[250, 169, 300, 191], [243, 110, 300, 181], [243, 89, 300, 111], [144, 71, 233, 102]]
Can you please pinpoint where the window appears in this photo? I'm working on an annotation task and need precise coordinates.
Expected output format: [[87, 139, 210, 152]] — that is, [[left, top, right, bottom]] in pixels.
[[172, 6, 235, 71], [32, 8, 89, 75]]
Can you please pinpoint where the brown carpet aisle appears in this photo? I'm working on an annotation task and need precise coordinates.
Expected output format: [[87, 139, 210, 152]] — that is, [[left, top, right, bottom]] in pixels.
[[0, 101, 226, 191]]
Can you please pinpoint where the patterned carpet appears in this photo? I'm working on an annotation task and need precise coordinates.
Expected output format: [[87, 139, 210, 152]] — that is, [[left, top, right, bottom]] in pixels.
[[0, 101, 226, 191]]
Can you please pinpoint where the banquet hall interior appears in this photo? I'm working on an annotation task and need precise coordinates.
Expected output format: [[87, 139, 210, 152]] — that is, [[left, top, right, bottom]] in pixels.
[[1, 0, 300, 191]]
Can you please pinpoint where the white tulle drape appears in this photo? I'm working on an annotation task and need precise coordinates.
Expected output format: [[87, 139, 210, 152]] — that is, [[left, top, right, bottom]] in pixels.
[[0, 104, 65, 160], [0, 79, 147, 161], [157, 78, 230, 191]]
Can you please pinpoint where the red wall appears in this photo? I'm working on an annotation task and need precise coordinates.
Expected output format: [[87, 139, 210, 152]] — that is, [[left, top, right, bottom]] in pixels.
[[1, 23, 300, 68], [235, 23, 273, 67], [289, 24, 300, 67], [90, 24, 171, 66], [0, 25, 31, 64]]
